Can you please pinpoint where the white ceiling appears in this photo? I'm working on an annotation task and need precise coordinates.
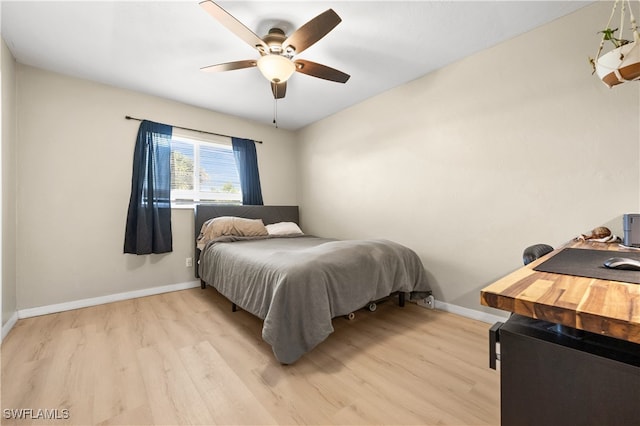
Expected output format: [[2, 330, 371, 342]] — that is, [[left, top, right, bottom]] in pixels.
[[2, 1, 593, 130]]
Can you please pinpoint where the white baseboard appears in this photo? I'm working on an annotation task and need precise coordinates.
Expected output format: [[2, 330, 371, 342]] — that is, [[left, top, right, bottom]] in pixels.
[[433, 299, 509, 324], [10, 282, 507, 335], [17, 280, 201, 320], [1, 311, 19, 342]]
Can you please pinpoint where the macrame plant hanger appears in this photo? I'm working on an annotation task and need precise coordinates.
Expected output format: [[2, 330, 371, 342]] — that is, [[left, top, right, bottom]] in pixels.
[[592, 0, 640, 87]]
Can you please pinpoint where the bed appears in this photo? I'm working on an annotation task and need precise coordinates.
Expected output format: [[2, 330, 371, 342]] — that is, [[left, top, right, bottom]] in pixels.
[[195, 204, 432, 364]]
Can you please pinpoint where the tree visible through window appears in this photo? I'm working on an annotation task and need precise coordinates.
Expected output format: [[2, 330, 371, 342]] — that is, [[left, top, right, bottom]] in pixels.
[[170, 133, 242, 205]]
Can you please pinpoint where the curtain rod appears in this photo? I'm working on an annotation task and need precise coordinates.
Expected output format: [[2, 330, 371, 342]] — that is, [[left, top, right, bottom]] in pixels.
[[125, 115, 263, 144]]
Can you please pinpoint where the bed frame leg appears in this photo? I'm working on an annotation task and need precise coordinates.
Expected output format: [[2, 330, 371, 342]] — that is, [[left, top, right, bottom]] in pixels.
[[398, 292, 405, 307], [200, 279, 206, 289], [232, 303, 238, 312]]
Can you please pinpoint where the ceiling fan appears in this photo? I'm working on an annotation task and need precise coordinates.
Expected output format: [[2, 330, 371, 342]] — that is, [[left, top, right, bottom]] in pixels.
[[199, 0, 350, 99]]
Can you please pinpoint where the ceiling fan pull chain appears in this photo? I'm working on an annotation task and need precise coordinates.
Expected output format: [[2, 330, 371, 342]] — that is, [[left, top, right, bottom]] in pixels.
[[273, 96, 279, 128]]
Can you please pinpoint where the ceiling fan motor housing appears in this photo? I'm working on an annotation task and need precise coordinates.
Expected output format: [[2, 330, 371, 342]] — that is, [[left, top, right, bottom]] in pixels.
[[260, 28, 294, 56]]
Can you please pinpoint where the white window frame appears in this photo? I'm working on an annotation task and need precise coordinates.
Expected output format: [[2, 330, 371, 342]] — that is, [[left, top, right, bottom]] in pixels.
[[170, 130, 242, 208]]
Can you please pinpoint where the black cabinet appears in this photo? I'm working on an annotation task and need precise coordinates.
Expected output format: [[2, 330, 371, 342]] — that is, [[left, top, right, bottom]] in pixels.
[[493, 315, 640, 426]]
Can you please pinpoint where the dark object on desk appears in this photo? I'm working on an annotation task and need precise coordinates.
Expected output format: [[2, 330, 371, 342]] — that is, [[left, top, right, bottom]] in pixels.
[[522, 244, 554, 265], [534, 248, 640, 284], [623, 213, 640, 247], [604, 257, 640, 271]]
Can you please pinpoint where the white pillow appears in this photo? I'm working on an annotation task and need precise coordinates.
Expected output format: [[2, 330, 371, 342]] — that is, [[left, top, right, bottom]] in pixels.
[[266, 221, 304, 236]]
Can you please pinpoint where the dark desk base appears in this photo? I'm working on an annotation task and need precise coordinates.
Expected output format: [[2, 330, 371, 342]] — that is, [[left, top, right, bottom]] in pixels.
[[498, 315, 640, 426]]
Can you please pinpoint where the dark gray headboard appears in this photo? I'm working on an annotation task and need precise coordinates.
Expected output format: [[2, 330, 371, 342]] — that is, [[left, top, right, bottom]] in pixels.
[[194, 205, 299, 278]]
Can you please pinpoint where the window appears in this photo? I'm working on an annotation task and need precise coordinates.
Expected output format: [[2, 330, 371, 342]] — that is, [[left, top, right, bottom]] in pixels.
[[170, 132, 242, 206]]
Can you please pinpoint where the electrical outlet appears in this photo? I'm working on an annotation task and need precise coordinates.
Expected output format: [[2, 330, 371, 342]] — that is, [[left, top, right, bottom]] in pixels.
[[417, 295, 436, 310], [186, 257, 193, 267]]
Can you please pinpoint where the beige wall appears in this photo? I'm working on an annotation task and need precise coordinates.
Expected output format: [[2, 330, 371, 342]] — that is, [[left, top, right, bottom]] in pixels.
[[2, 38, 17, 326], [7, 2, 640, 318], [296, 2, 640, 315], [15, 65, 298, 309]]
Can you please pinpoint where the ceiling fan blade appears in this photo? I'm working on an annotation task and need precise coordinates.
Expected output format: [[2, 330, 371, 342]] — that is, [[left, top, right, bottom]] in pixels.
[[271, 82, 287, 99], [283, 9, 341, 55], [200, 60, 258, 73], [294, 60, 350, 83], [199, 0, 268, 52], [200, 60, 257, 73]]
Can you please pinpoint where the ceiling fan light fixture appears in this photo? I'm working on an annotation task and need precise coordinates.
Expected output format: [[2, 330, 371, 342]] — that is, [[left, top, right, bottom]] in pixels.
[[257, 54, 296, 83]]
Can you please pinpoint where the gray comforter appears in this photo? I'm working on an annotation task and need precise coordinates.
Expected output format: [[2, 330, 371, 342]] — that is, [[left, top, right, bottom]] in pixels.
[[199, 236, 431, 364]]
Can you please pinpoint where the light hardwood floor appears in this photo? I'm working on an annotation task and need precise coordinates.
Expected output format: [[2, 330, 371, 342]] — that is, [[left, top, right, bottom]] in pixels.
[[1, 287, 500, 425]]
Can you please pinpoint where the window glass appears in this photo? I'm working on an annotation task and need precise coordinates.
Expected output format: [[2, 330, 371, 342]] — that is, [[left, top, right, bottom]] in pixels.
[[170, 132, 242, 206]]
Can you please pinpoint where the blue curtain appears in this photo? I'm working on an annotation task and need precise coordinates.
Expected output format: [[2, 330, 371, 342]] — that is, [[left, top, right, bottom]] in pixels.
[[232, 137, 264, 205], [124, 120, 173, 254]]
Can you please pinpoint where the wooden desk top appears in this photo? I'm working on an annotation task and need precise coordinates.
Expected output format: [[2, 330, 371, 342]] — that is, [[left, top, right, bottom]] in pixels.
[[481, 240, 640, 344]]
